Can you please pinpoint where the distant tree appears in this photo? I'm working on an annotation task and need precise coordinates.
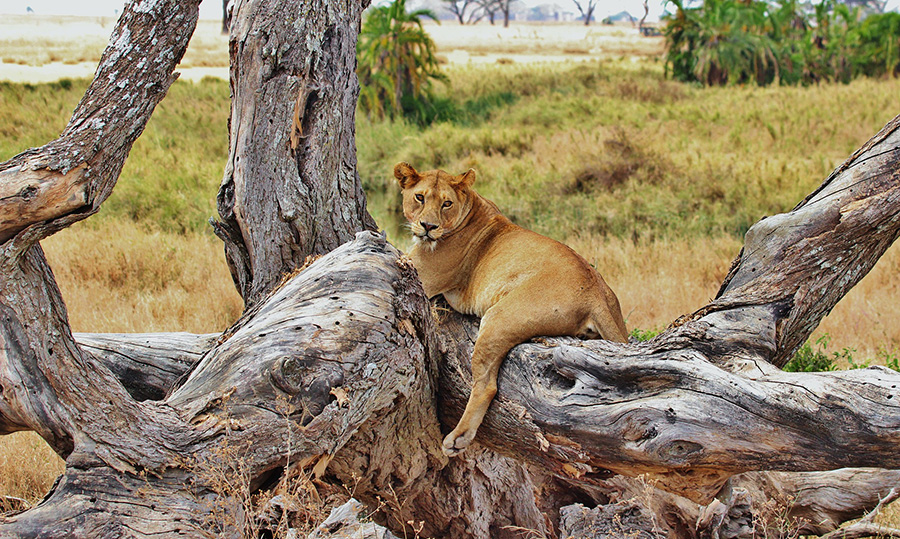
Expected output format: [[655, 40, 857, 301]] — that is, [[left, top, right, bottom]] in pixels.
[[357, 0, 447, 119], [444, 0, 485, 24], [476, 0, 517, 26], [480, 0, 499, 24], [570, 0, 597, 25], [221, 0, 233, 34], [639, 0, 649, 30], [854, 12, 900, 76], [496, 0, 518, 26], [841, 0, 888, 13]]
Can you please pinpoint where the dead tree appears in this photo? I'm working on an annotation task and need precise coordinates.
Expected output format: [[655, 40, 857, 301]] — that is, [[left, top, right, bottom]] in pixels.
[[2, 0, 900, 537], [443, 0, 485, 25], [570, 0, 598, 26]]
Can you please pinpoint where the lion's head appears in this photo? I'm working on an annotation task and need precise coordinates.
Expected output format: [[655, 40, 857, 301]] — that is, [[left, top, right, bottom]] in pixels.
[[394, 162, 475, 245]]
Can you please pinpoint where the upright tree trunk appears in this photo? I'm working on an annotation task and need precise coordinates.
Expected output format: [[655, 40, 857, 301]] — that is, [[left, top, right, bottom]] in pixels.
[[2, 0, 900, 537], [213, 0, 377, 307], [222, 0, 233, 34]]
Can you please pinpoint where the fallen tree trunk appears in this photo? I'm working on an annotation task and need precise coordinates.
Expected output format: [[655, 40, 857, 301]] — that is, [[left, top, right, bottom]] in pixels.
[[67, 322, 900, 537], [2, 0, 900, 534]]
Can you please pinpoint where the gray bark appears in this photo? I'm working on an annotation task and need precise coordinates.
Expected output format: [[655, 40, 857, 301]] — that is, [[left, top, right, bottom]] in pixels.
[[1, 0, 900, 535], [76, 332, 217, 401], [212, 0, 377, 308]]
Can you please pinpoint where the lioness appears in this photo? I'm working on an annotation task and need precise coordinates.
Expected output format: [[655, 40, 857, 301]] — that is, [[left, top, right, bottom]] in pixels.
[[395, 162, 628, 456]]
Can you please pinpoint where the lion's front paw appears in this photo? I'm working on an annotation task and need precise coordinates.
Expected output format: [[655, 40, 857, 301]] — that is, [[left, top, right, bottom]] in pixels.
[[442, 428, 476, 457]]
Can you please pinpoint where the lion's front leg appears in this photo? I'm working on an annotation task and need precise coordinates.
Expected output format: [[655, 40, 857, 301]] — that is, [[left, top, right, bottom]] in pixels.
[[442, 313, 522, 457]]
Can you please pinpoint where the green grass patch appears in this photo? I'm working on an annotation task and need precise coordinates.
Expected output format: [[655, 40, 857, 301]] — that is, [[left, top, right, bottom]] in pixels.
[[2, 61, 899, 244], [785, 334, 900, 372], [0, 77, 228, 234]]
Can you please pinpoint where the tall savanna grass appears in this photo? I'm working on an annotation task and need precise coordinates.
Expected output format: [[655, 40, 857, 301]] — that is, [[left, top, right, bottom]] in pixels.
[[2, 46, 900, 515], [359, 60, 900, 360]]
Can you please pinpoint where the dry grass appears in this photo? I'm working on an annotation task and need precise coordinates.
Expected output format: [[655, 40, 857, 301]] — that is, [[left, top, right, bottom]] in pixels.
[[41, 219, 243, 333], [568, 234, 741, 335], [0, 432, 65, 509], [1, 220, 242, 506], [568, 233, 900, 361]]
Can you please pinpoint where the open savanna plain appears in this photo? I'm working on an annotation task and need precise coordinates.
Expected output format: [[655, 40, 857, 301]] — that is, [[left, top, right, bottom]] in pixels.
[[2, 14, 900, 529]]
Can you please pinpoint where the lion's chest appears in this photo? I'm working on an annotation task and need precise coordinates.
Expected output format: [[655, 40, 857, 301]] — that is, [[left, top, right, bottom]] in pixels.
[[410, 216, 533, 318], [411, 247, 510, 318], [443, 264, 533, 318]]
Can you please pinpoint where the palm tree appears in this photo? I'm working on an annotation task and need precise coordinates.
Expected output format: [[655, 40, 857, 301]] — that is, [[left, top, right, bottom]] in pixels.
[[357, 0, 447, 119], [665, 0, 780, 85]]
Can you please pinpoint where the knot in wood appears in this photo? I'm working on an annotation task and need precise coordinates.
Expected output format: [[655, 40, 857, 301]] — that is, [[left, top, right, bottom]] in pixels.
[[271, 356, 312, 395], [658, 439, 704, 463], [270, 355, 345, 423], [19, 185, 38, 200]]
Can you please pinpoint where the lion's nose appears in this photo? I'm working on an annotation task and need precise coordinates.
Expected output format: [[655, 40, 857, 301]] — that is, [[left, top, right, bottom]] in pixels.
[[420, 221, 438, 233]]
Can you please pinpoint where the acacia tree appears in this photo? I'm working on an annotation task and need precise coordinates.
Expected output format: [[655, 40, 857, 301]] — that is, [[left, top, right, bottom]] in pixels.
[[2, 0, 900, 537], [479, 0, 518, 27], [444, 0, 485, 24], [570, 0, 598, 25]]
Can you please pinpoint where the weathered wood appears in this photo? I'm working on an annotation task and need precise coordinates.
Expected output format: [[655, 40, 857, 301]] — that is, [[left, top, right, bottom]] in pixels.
[[212, 0, 377, 308], [2, 233, 530, 536], [735, 470, 900, 536], [0, 165, 88, 244], [0, 2, 199, 253], [708, 115, 900, 366], [75, 332, 217, 401], [432, 310, 900, 503], [2, 0, 900, 534], [163, 232, 546, 539], [550, 470, 900, 538], [307, 499, 400, 539], [559, 501, 665, 538], [0, 0, 202, 455]]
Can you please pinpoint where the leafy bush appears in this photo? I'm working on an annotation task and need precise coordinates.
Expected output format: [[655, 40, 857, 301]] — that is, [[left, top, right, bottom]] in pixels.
[[784, 335, 837, 372], [785, 335, 900, 372], [630, 328, 660, 342], [664, 0, 900, 86], [356, 0, 447, 123]]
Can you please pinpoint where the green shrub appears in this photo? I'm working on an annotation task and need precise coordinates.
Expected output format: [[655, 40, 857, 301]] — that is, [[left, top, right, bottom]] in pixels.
[[663, 0, 900, 87], [356, 0, 447, 123], [630, 328, 660, 342], [784, 335, 837, 372], [784, 335, 900, 372]]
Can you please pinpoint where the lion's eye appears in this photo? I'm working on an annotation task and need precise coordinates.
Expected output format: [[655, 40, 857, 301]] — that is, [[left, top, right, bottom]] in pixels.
[[415, 194, 424, 203], [442, 201, 453, 209]]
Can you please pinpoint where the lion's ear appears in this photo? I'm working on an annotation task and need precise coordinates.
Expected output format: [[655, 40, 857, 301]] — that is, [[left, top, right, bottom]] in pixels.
[[454, 168, 476, 189], [394, 162, 421, 189]]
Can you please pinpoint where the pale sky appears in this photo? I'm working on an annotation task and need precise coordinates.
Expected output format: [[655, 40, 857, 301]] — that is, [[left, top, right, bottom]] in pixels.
[[0, 0, 223, 18], [1, 0, 672, 20], [0, 0, 897, 22]]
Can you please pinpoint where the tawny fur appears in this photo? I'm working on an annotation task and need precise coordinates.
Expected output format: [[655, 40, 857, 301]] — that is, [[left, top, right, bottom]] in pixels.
[[395, 162, 628, 456]]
